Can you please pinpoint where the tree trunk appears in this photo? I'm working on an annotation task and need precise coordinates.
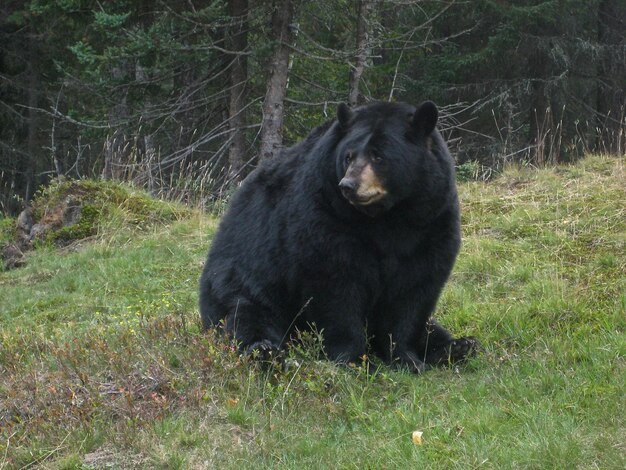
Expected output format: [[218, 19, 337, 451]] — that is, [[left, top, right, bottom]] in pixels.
[[50, 88, 64, 179], [25, 32, 39, 202], [596, 0, 626, 154], [348, 0, 373, 107], [228, 0, 249, 179], [527, 37, 550, 165], [259, 0, 295, 161], [102, 64, 130, 180], [136, 0, 157, 190]]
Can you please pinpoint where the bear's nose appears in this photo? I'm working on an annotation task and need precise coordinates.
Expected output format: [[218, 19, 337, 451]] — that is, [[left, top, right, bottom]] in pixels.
[[339, 178, 357, 196]]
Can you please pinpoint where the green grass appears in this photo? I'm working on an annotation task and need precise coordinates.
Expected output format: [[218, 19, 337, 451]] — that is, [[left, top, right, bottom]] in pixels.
[[1, 155, 625, 469]]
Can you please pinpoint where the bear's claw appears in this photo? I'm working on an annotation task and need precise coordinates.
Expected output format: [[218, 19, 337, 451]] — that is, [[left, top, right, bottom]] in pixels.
[[424, 336, 479, 366], [243, 339, 282, 361], [448, 336, 479, 362]]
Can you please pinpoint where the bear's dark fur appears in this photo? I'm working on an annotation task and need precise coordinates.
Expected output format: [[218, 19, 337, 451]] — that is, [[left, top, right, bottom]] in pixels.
[[199, 101, 476, 372]]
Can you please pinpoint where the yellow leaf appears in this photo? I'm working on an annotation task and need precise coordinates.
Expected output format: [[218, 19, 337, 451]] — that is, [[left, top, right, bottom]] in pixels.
[[412, 430, 423, 445], [226, 398, 239, 407]]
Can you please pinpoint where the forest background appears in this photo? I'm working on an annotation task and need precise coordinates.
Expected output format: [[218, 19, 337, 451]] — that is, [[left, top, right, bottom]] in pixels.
[[1, 0, 624, 215]]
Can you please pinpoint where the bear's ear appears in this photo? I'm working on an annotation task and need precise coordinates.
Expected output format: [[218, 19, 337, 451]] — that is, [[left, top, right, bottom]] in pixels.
[[411, 101, 438, 137], [337, 103, 353, 130]]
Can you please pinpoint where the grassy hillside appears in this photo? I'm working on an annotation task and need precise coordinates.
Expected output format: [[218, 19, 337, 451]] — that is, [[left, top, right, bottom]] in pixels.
[[1, 155, 624, 469]]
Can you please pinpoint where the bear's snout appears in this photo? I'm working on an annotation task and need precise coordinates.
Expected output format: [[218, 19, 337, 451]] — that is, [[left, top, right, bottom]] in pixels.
[[340, 163, 388, 207], [339, 178, 358, 198]]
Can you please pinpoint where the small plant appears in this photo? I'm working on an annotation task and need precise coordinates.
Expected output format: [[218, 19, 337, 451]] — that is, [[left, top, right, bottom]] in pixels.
[[456, 160, 481, 182], [0, 215, 15, 245]]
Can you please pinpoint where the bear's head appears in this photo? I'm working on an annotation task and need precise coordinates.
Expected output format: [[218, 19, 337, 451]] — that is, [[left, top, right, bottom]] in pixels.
[[334, 101, 452, 218]]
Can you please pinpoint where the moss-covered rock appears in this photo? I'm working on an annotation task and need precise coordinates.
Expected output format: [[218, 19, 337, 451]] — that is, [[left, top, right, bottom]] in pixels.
[[30, 179, 190, 243], [2, 178, 191, 269]]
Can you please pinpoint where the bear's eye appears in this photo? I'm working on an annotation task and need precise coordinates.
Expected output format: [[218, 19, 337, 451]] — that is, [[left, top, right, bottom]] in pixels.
[[345, 153, 353, 163], [372, 154, 383, 163]]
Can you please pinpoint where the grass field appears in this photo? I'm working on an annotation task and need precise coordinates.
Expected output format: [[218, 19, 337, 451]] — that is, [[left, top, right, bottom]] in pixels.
[[1, 155, 624, 469]]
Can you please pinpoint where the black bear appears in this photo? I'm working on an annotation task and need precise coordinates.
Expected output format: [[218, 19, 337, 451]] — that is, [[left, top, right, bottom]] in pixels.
[[199, 101, 476, 372]]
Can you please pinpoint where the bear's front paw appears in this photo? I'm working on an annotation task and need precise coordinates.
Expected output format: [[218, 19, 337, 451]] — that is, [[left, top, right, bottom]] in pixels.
[[422, 336, 479, 366], [243, 339, 283, 363], [393, 351, 426, 374], [448, 336, 479, 363]]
